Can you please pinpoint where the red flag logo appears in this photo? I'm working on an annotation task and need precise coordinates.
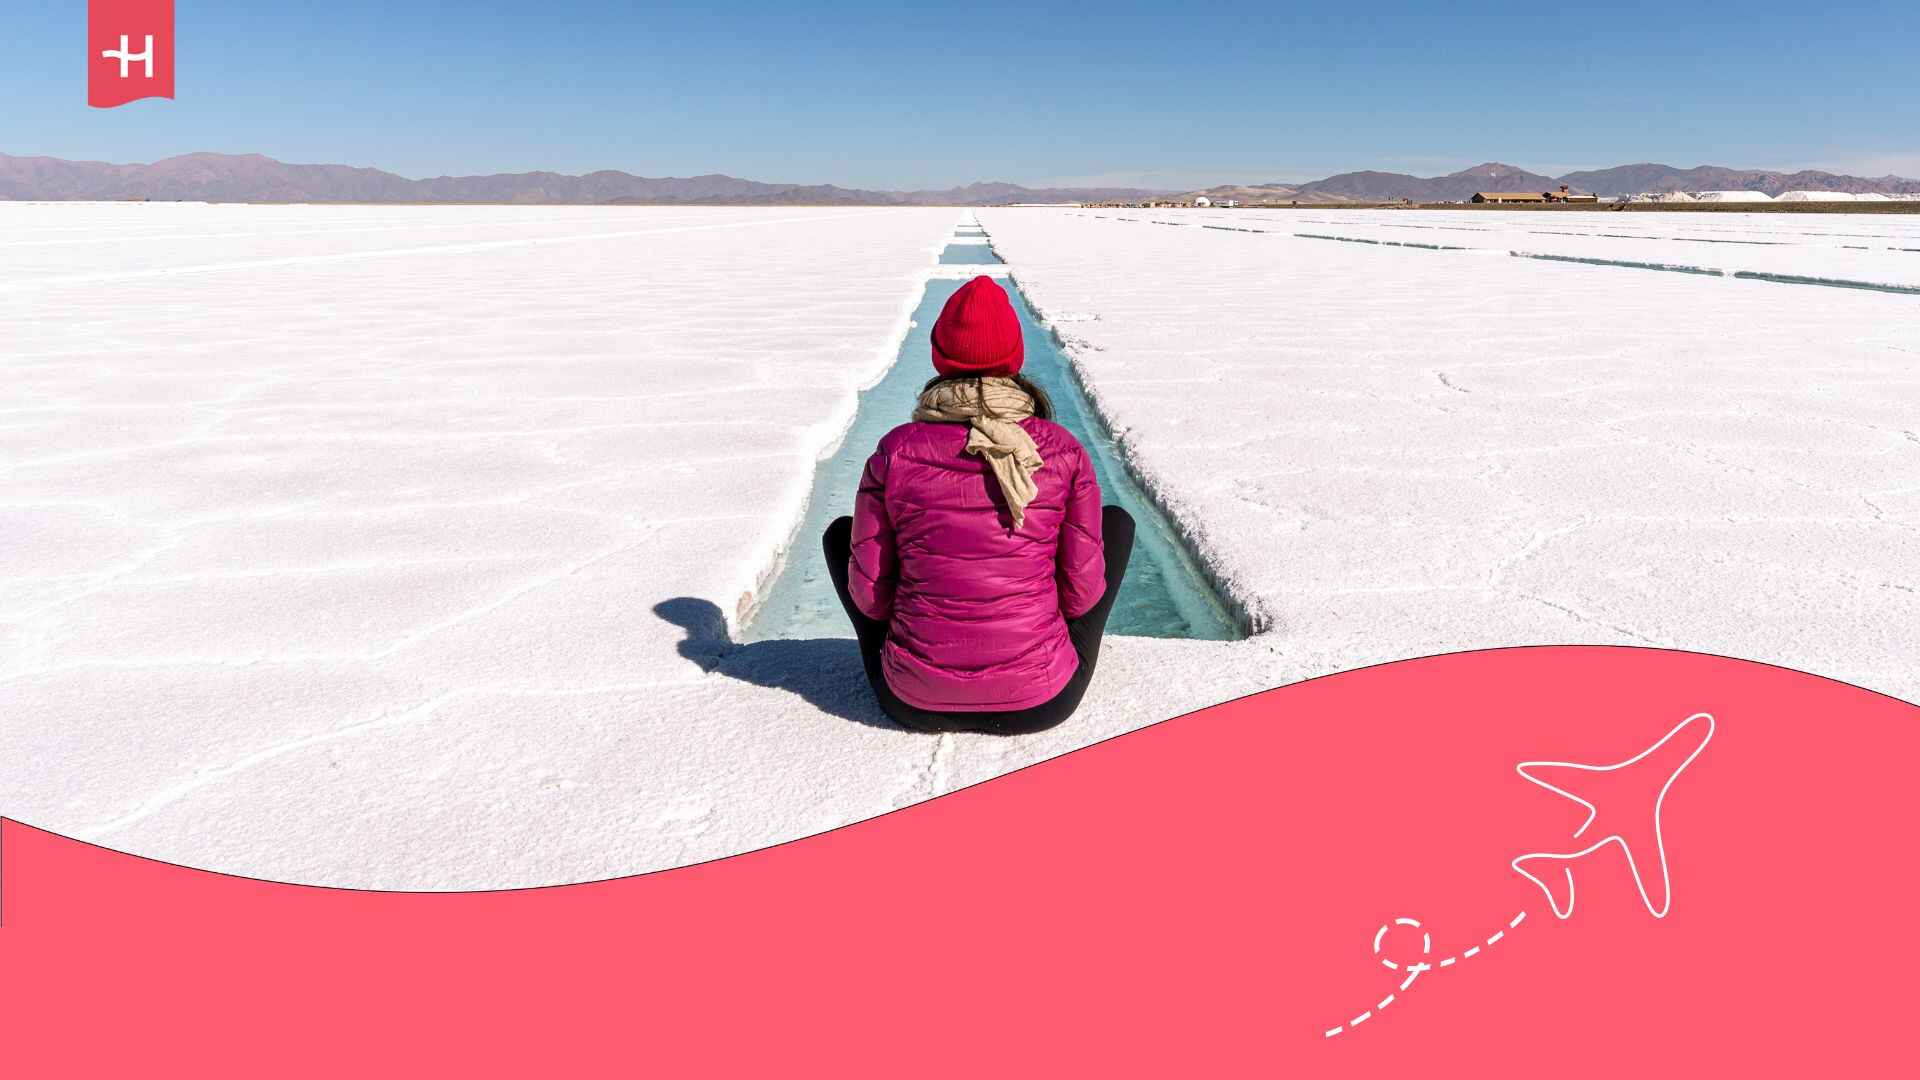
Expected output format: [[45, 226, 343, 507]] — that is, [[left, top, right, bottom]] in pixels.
[[88, 0, 174, 108]]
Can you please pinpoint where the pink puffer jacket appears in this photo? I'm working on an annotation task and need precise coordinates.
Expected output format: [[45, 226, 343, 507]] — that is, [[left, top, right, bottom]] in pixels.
[[848, 417, 1106, 712]]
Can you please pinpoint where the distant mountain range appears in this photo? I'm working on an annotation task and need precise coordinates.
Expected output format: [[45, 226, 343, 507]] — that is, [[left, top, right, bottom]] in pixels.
[[6, 151, 1917, 206], [1555, 163, 1920, 198], [0, 152, 1157, 206], [1180, 161, 1920, 204]]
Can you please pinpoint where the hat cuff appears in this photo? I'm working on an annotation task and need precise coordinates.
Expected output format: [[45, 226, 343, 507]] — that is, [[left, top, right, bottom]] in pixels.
[[932, 348, 1023, 377]]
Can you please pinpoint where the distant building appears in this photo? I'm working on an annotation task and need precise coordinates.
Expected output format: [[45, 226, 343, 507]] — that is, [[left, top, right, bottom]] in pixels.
[[1193, 196, 1212, 207], [1472, 185, 1596, 205]]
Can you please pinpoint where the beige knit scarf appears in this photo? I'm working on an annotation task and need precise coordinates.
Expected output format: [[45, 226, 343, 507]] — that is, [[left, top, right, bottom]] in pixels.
[[912, 376, 1045, 529]]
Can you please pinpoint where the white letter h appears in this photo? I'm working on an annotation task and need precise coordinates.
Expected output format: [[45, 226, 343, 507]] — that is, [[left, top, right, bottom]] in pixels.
[[102, 34, 154, 78]]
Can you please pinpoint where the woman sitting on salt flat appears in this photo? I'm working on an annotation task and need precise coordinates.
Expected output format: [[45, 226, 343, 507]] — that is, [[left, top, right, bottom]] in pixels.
[[823, 275, 1134, 735]]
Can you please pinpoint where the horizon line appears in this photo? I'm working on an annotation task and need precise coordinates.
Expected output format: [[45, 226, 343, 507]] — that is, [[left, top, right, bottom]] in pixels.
[[6, 148, 1918, 192]]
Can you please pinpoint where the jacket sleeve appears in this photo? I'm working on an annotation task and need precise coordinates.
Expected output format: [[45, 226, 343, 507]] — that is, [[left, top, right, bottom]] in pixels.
[[848, 448, 899, 621], [1056, 446, 1107, 619]]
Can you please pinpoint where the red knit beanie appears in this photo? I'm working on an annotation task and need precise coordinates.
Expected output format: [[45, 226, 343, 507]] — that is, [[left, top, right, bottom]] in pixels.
[[931, 275, 1024, 377]]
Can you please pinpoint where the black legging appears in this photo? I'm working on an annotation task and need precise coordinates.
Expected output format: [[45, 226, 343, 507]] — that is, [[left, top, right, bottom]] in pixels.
[[824, 506, 1136, 735]]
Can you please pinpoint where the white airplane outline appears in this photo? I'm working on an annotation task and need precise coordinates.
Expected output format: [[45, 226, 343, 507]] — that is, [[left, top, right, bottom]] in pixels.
[[1510, 712, 1716, 920]]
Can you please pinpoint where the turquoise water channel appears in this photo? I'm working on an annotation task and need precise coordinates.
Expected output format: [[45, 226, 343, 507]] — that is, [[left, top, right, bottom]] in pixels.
[[938, 241, 1002, 265], [743, 241, 1242, 643]]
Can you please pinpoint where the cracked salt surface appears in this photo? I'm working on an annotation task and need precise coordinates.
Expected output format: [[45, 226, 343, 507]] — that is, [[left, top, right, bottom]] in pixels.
[[0, 204, 1270, 888], [981, 205, 1918, 689], [1105, 207, 1920, 293], [2, 202, 1914, 889]]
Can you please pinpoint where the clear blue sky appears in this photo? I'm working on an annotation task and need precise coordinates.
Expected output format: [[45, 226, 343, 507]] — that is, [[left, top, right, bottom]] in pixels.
[[6, 0, 1918, 188]]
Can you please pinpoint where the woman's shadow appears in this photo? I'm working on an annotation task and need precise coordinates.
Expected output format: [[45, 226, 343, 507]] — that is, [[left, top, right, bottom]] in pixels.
[[652, 597, 900, 730]]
